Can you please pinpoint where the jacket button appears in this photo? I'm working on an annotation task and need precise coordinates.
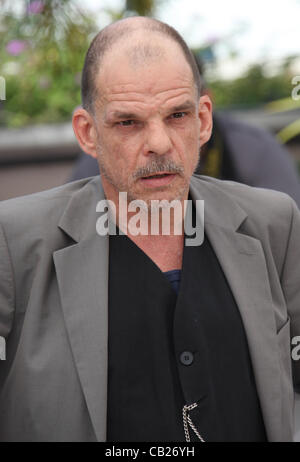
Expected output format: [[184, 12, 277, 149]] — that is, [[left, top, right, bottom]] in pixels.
[[180, 351, 194, 366]]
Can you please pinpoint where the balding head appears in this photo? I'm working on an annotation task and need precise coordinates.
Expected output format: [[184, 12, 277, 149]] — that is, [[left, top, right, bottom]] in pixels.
[[81, 17, 202, 113]]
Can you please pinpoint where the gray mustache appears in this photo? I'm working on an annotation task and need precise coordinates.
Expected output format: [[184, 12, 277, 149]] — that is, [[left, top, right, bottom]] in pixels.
[[133, 160, 184, 180]]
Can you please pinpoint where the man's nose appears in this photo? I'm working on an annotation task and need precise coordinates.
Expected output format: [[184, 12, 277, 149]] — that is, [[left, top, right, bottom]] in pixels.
[[145, 121, 172, 156]]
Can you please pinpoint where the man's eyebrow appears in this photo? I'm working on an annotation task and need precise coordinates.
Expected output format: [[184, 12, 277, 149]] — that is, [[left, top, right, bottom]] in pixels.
[[169, 100, 196, 112], [106, 110, 140, 121]]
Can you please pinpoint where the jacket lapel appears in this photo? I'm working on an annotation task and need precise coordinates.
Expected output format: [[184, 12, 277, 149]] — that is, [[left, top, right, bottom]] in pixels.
[[189, 176, 282, 442], [53, 177, 109, 441]]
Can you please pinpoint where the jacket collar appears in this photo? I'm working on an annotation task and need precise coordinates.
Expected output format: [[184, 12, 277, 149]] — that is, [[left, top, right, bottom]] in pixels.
[[189, 174, 248, 231], [57, 175, 106, 243]]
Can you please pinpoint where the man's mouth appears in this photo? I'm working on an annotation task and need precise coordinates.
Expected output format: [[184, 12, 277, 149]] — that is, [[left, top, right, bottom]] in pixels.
[[139, 172, 177, 187], [143, 173, 171, 179]]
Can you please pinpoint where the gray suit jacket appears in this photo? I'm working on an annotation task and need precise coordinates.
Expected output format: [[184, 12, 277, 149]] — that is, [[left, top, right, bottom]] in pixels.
[[0, 174, 299, 442]]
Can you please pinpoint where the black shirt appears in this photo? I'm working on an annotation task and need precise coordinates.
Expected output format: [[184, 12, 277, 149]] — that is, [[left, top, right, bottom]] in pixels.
[[107, 223, 267, 442]]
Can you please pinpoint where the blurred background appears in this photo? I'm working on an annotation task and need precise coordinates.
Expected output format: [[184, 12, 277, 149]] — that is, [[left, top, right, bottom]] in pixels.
[[0, 0, 300, 201]]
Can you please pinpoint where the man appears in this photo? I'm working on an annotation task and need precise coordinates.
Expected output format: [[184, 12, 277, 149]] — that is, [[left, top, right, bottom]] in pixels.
[[0, 17, 299, 442]]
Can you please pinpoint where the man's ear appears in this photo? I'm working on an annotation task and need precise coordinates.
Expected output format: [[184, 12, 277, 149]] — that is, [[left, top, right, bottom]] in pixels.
[[198, 94, 213, 146], [72, 107, 98, 159]]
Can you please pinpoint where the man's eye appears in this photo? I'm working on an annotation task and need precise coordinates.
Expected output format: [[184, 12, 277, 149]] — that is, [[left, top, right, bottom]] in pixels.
[[171, 112, 186, 119], [119, 120, 135, 126]]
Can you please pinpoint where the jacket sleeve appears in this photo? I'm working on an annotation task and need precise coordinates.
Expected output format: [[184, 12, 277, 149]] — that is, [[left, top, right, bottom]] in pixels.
[[0, 223, 15, 350], [280, 198, 300, 391]]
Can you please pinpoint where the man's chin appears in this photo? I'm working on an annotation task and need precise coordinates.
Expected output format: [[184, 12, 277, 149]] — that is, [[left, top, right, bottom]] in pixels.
[[127, 182, 189, 207]]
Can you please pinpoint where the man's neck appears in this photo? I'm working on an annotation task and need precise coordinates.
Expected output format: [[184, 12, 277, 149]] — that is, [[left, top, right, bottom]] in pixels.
[[102, 182, 188, 272], [128, 232, 184, 272]]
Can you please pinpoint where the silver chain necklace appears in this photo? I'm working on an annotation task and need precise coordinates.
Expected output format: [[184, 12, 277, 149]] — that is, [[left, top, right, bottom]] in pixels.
[[182, 403, 205, 442]]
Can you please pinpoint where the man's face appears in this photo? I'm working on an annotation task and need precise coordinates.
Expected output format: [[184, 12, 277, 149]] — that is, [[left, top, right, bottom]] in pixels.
[[91, 39, 211, 205]]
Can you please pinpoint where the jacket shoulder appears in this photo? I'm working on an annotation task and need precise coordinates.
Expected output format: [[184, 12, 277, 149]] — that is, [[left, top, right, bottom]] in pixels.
[[0, 177, 96, 229], [192, 174, 297, 247], [193, 174, 295, 219]]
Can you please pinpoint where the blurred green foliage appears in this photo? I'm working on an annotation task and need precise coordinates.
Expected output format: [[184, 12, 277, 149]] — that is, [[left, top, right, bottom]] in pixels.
[[0, 0, 98, 127], [209, 62, 296, 109], [126, 0, 155, 16]]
